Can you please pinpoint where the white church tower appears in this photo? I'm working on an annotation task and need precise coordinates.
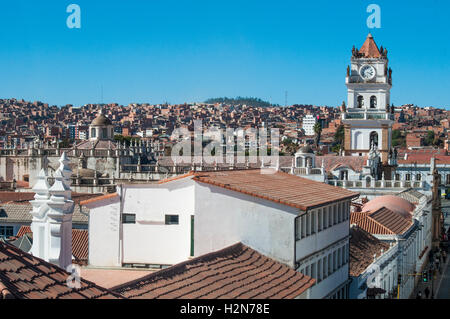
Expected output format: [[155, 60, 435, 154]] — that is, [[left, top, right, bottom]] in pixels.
[[341, 33, 395, 164], [29, 152, 74, 269]]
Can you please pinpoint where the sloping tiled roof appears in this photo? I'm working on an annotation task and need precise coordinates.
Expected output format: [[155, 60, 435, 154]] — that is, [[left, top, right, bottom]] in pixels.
[[113, 243, 315, 299], [191, 169, 358, 211], [369, 207, 412, 234], [351, 207, 413, 235], [359, 33, 381, 58], [316, 156, 367, 173], [0, 192, 104, 205], [0, 203, 88, 225], [0, 241, 122, 299], [75, 139, 117, 150], [79, 193, 119, 206], [397, 189, 426, 205], [349, 226, 390, 277], [398, 154, 450, 165], [14, 226, 88, 264]]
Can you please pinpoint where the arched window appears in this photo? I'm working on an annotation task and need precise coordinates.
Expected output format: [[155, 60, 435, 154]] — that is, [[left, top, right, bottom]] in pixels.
[[357, 96, 364, 108], [370, 131, 379, 147], [370, 96, 377, 108], [416, 174, 421, 181]]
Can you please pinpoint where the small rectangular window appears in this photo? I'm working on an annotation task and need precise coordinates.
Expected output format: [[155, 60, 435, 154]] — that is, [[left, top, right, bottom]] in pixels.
[[165, 214, 179, 225], [301, 215, 306, 239], [317, 259, 322, 282], [122, 214, 136, 224], [318, 209, 322, 232], [311, 211, 316, 234], [306, 213, 311, 236]]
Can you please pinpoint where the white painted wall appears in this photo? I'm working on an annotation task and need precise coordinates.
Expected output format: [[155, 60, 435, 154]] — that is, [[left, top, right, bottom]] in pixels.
[[88, 198, 121, 267], [120, 180, 195, 265], [194, 182, 298, 266]]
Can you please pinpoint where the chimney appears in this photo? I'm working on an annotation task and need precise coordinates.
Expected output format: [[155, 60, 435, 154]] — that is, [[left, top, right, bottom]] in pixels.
[[29, 153, 74, 269]]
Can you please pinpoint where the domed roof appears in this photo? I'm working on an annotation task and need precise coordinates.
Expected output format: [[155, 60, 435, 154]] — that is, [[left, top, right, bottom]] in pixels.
[[91, 110, 112, 126], [362, 195, 415, 218], [298, 145, 314, 154]]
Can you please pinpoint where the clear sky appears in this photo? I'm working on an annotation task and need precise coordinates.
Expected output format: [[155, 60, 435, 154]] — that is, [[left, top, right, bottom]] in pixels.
[[0, 0, 449, 109]]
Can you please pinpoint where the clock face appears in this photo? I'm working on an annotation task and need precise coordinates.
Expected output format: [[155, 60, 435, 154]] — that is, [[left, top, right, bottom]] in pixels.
[[360, 65, 376, 80]]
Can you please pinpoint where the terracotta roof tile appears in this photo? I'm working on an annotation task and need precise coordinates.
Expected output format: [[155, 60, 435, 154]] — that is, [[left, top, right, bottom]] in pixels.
[[359, 33, 381, 58], [190, 169, 358, 211], [113, 243, 315, 299], [79, 193, 119, 206], [14, 226, 88, 264], [0, 241, 122, 299], [351, 206, 413, 235], [349, 226, 390, 277]]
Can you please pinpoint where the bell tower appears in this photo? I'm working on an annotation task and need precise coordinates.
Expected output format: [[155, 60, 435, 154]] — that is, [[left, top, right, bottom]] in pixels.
[[342, 34, 395, 164]]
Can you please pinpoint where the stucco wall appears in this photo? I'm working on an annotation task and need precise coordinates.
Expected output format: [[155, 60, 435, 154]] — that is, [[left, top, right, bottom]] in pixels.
[[194, 182, 298, 267]]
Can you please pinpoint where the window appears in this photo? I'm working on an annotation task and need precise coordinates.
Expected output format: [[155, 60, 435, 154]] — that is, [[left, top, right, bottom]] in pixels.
[[370, 96, 377, 108], [0, 226, 14, 238], [395, 174, 400, 181], [341, 247, 345, 266], [102, 128, 107, 138], [323, 257, 328, 279], [328, 254, 332, 274], [334, 205, 338, 225], [318, 209, 323, 232], [338, 249, 342, 268], [306, 213, 311, 236], [317, 259, 322, 282], [305, 265, 310, 277], [406, 174, 411, 181], [333, 251, 337, 271], [301, 215, 306, 239], [295, 218, 301, 240], [311, 262, 316, 280], [338, 203, 342, 223], [122, 214, 136, 224], [370, 131, 378, 147], [91, 128, 96, 138], [311, 211, 316, 234], [357, 96, 364, 108], [416, 174, 421, 181], [323, 208, 328, 230], [165, 215, 179, 225]]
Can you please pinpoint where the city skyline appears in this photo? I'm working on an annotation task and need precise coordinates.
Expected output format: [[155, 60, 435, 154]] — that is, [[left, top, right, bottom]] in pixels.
[[1, 1, 449, 109]]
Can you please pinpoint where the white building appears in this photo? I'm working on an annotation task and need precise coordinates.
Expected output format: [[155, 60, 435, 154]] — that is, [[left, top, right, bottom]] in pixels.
[[302, 114, 317, 136], [82, 168, 359, 299], [342, 33, 395, 164], [350, 190, 432, 299]]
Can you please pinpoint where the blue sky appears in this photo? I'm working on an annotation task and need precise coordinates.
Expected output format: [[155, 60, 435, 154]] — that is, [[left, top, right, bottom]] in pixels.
[[0, 0, 449, 109]]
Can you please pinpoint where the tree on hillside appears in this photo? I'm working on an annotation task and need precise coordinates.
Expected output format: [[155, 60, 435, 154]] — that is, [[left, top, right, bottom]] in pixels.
[[313, 122, 322, 148]]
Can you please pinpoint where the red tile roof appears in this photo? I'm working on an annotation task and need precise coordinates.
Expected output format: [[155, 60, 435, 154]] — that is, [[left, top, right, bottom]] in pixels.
[[0, 241, 122, 299], [15, 226, 88, 264], [359, 33, 381, 58], [351, 207, 413, 235], [349, 226, 390, 277], [0, 192, 104, 205], [190, 169, 358, 211], [316, 156, 367, 173], [112, 243, 315, 299], [79, 193, 119, 206], [397, 154, 450, 165]]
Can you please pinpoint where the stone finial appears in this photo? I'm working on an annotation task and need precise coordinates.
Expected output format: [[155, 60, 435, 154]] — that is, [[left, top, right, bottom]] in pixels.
[[32, 169, 51, 200]]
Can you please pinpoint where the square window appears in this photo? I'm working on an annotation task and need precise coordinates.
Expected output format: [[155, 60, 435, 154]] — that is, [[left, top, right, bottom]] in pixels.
[[122, 213, 136, 224], [165, 214, 179, 225]]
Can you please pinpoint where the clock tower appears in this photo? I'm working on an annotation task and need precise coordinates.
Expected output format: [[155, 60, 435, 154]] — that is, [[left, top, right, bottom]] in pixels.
[[342, 33, 395, 165]]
